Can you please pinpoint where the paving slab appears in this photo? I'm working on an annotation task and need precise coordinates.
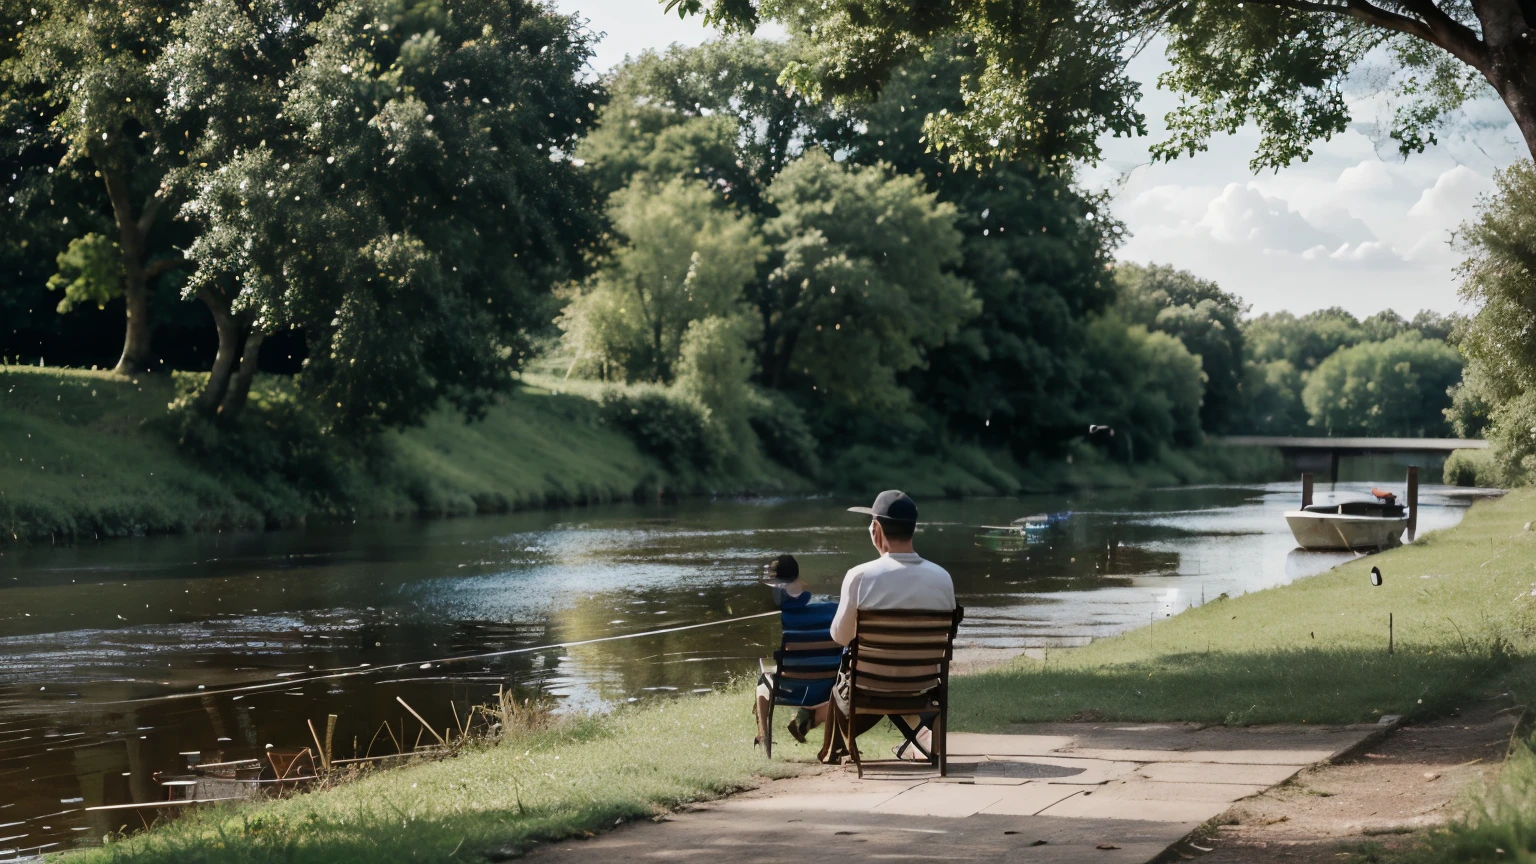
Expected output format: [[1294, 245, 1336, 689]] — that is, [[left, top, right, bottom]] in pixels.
[[1135, 761, 1303, 786], [977, 754, 1140, 785], [522, 721, 1384, 864], [975, 783, 1085, 816], [873, 782, 1013, 817], [527, 811, 1196, 864], [946, 733, 1076, 756], [1068, 747, 1334, 765], [1038, 792, 1233, 824], [1096, 779, 1268, 803]]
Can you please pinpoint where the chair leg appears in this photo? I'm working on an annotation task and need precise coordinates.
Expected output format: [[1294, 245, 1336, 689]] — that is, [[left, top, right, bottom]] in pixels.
[[937, 704, 948, 777], [847, 710, 862, 778], [765, 700, 775, 760]]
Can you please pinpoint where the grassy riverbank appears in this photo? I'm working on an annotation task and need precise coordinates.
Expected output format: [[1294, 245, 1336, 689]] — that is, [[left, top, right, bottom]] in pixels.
[[0, 364, 1281, 543], [954, 487, 1536, 728], [59, 488, 1536, 864]]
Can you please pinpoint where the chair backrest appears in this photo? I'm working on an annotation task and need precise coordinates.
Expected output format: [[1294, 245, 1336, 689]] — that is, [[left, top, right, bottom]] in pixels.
[[771, 600, 841, 707], [849, 607, 963, 699]]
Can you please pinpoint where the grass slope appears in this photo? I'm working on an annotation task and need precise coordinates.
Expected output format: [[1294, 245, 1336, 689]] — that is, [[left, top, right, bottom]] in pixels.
[[954, 487, 1536, 728], [0, 366, 261, 541], [1, 366, 780, 542]]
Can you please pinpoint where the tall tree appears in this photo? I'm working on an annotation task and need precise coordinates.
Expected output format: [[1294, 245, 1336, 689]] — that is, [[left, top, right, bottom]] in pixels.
[[559, 178, 764, 384], [675, 0, 1536, 167], [824, 46, 1124, 453], [1302, 332, 1462, 436], [758, 149, 977, 427], [1452, 161, 1536, 478], [576, 38, 846, 211], [1246, 308, 1368, 371], [1114, 263, 1248, 433], [163, 0, 601, 425], [3, 0, 199, 373]]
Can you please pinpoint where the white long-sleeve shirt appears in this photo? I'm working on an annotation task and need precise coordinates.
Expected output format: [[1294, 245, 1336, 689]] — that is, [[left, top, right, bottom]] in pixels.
[[829, 552, 956, 646]]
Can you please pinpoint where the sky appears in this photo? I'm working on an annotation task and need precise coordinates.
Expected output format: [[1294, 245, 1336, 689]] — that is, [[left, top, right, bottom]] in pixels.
[[552, 0, 1529, 318]]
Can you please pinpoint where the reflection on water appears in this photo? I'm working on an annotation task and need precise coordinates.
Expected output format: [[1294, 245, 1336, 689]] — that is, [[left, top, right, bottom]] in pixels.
[[0, 481, 1478, 856]]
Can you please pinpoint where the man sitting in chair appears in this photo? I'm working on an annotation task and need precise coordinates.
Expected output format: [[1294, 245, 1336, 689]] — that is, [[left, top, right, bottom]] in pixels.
[[821, 490, 955, 763]]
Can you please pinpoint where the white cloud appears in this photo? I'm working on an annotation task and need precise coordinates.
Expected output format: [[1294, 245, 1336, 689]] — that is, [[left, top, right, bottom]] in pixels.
[[1407, 165, 1491, 222], [1337, 160, 1395, 194], [1198, 184, 1346, 253]]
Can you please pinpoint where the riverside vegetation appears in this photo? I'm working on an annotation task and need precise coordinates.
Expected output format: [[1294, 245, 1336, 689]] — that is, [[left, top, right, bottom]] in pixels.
[[54, 486, 1536, 864], [2, 2, 1503, 548], [0, 361, 1283, 542]]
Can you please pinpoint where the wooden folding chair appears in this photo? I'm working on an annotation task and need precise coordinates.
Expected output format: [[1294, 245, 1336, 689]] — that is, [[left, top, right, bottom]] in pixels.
[[756, 600, 841, 759], [840, 606, 964, 777]]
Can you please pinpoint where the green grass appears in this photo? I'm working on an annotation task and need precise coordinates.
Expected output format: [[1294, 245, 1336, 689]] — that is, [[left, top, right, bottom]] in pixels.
[[0, 366, 263, 540], [952, 487, 1536, 728], [64, 687, 905, 864], [1, 366, 799, 542]]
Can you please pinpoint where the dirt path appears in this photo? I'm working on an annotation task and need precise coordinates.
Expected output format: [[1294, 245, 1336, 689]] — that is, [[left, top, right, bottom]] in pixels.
[[1167, 698, 1521, 863]]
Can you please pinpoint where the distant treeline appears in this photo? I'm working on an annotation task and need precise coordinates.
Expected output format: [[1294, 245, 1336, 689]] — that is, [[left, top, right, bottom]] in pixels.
[[0, 7, 1516, 496]]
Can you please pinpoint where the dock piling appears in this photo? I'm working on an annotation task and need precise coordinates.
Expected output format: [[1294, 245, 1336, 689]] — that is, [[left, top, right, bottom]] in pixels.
[[1406, 466, 1419, 540]]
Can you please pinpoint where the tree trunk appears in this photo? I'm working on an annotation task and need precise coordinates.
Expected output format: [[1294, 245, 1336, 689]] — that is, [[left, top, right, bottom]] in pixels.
[[219, 328, 264, 419], [100, 165, 167, 375], [196, 288, 241, 416], [1492, 50, 1536, 159], [115, 281, 153, 375]]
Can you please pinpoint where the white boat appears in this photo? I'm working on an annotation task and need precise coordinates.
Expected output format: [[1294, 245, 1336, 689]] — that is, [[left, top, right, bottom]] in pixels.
[[1284, 508, 1408, 551], [1283, 469, 1418, 552]]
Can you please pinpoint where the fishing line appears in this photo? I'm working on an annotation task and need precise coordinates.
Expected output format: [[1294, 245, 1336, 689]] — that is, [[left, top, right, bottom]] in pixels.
[[105, 610, 781, 706]]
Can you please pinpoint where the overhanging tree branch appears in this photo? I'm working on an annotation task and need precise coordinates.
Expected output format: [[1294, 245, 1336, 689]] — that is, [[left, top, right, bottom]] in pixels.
[[1238, 0, 1489, 70]]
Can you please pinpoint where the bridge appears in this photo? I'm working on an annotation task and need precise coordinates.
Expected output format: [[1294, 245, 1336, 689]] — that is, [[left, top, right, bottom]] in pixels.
[[1213, 436, 1488, 483]]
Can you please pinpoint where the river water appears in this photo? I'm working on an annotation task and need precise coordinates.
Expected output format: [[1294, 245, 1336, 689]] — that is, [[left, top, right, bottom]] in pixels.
[[0, 481, 1479, 856]]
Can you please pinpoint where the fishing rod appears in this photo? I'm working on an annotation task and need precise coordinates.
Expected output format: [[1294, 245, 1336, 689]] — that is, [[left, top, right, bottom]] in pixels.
[[105, 610, 781, 706]]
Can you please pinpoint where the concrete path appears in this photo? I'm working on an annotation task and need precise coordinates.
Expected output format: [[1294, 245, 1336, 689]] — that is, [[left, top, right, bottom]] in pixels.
[[529, 720, 1394, 864]]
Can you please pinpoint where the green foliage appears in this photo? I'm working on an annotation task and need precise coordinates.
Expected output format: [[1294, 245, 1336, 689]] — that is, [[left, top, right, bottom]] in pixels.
[[1455, 161, 1536, 483], [46, 233, 122, 313], [675, 315, 760, 444], [758, 149, 977, 425], [673, 0, 1527, 172], [819, 46, 1125, 454], [164, 374, 382, 521], [1115, 262, 1248, 433], [1444, 448, 1498, 487], [1247, 307, 1368, 371], [760, 0, 1144, 170], [1078, 316, 1208, 456], [1239, 359, 1309, 435], [598, 387, 725, 475], [1301, 333, 1463, 437], [575, 38, 842, 211], [746, 389, 820, 477], [560, 179, 764, 384]]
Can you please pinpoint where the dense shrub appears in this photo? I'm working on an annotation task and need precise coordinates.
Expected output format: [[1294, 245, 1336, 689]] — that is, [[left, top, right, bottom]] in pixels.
[[1444, 448, 1499, 487], [597, 387, 725, 475], [165, 373, 382, 522], [747, 390, 820, 477]]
